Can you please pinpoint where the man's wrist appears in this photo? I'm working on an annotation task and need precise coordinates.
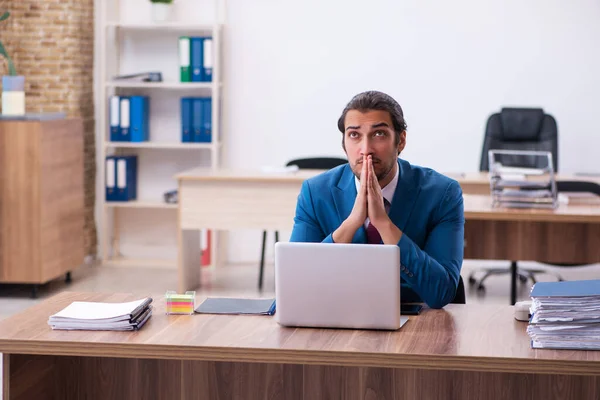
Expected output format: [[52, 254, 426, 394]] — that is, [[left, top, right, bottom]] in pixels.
[[378, 219, 403, 244], [333, 218, 361, 243], [343, 217, 362, 233]]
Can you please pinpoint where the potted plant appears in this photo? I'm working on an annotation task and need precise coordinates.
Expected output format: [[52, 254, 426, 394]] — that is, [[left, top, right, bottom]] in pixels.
[[0, 11, 25, 115], [150, 0, 174, 23]]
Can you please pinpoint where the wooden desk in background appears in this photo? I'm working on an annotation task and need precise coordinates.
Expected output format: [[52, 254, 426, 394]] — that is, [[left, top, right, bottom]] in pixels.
[[176, 168, 600, 292], [446, 171, 600, 195], [0, 119, 84, 297], [1, 292, 599, 399]]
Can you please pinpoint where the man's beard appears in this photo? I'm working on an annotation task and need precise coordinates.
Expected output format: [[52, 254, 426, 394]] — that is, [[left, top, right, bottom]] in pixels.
[[352, 156, 395, 183]]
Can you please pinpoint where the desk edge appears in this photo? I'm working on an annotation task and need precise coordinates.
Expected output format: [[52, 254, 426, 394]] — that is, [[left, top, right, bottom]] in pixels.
[[0, 340, 598, 376]]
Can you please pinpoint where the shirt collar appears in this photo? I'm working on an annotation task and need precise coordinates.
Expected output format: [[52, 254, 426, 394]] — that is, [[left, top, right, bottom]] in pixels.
[[354, 162, 399, 205]]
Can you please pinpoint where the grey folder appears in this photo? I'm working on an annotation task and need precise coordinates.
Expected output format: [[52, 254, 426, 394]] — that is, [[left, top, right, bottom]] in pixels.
[[195, 298, 276, 315]]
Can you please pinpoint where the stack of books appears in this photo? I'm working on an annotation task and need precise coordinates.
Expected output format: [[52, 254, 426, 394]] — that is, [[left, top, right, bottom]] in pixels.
[[527, 280, 600, 350], [48, 297, 153, 331]]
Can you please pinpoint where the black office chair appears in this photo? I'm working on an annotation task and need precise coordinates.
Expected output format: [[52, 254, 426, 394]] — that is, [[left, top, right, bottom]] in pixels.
[[478, 107, 558, 172], [469, 107, 559, 304], [544, 180, 600, 273], [452, 276, 466, 304], [258, 157, 348, 290], [556, 180, 600, 196]]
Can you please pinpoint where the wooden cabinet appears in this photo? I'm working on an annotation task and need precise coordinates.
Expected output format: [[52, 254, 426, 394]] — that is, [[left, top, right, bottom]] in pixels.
[[0, 118, 84, 291]]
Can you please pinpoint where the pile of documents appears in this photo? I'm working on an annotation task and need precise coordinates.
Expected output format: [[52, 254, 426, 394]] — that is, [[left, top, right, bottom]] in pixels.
[[527, 280, 600, 350], [489, 167, 558, 209], [487, 149, 558, 209], [48, 297, 153, 331]]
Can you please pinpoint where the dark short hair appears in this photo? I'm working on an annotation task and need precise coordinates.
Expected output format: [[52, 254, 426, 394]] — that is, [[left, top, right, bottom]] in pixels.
[[337, 91, 407, 147]]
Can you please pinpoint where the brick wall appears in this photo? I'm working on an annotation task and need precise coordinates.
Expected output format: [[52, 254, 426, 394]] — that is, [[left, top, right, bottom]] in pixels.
[[0, 0, 97, 258]]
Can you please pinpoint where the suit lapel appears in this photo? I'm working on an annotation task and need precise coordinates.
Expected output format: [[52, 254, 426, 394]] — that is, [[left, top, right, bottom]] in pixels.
[[331, 166, 367, 243], [388, 159, 421, 232]]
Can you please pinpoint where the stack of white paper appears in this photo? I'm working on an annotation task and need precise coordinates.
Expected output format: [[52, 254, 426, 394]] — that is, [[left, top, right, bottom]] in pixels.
[[488, 155, 558, 209], [526, 280, 600, 350], [48, 298, 153, 331]]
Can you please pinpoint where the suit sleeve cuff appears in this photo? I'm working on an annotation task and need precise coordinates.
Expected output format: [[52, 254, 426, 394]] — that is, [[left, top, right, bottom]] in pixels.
[[398, 233, 417, 279]]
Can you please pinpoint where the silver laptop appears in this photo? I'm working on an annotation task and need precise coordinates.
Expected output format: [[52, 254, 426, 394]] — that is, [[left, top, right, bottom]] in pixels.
[[274, 242, 407, 330]]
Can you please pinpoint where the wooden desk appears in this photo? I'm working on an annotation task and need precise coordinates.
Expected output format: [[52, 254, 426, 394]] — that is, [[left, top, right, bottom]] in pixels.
[[447, 171, 600, 196], [1, 292, 599, 399], [176, 168, 600, 292], [463, 195, 600, 264]]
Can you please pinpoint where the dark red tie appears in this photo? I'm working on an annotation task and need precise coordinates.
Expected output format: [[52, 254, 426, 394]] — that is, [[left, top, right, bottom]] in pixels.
[[366, 199, 390, 244]]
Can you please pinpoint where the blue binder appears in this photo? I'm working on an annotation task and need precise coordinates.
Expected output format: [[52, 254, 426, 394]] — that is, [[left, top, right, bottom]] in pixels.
[[202, 37, 213, 82], [531, 279, 600, 298], [105, 156, 118, 201], [181, 97, 193, 143], [115, 155, 138, 202], [130, 96, 149, 142], [109, 96, 120, 142], [192, 98, 204, 142], [202, 98, 212, 143], [119, 97, 131, 141], [190, 37, 204, 82]]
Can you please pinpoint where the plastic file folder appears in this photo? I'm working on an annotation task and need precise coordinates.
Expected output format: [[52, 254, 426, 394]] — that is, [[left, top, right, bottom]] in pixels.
[[195, 298, 276, 315]]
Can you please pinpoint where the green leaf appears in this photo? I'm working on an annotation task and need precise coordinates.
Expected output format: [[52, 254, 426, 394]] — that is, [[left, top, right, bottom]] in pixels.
[[0, 11, 17, 75], [0, 41, 17, 76]]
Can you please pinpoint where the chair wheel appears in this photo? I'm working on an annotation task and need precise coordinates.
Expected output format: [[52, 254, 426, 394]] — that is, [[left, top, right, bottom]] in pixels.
[[477, 283, 486, 292], [468, 276, 477, 285], [519, 275, 528, 284]]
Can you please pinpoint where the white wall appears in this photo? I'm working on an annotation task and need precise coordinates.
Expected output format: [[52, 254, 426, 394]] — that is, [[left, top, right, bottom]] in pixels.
[[95, 0, 600, 265]]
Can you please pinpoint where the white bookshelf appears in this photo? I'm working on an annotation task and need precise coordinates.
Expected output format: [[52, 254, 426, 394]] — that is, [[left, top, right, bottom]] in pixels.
[[106, 81, 215, 89], [105, 141, 217, 150], [105, 200, 178, 210], [98, 0, 224, 267], [106, 21, 214, 32]]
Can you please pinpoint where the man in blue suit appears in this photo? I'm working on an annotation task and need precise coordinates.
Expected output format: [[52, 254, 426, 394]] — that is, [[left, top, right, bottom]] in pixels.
[[289, 91, 464, 309]]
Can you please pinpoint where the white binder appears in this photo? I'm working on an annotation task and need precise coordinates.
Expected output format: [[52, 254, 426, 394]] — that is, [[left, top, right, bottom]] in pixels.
[[109, 95, 120, 136]]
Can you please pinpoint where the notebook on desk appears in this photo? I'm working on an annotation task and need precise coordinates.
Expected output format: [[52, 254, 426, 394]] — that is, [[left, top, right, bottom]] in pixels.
[[48, 297, 153, 331], [195, 298, 276, 315]]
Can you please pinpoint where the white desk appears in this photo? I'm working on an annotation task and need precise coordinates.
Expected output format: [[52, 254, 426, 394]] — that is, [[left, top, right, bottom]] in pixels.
[[176, 168, 321, 291]]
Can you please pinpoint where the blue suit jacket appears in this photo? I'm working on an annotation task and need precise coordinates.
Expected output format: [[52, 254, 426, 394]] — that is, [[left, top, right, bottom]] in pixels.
[[289, 158, 465, 309]]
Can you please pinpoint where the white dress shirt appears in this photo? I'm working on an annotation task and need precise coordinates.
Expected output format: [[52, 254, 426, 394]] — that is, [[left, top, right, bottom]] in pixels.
[[354, 163, 399, 229]]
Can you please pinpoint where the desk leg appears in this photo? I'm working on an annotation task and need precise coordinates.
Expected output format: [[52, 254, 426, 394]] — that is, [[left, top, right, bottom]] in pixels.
[[2, 354, 9, 400], [510, 261, 517, 305], [178, 228, 201, 293]]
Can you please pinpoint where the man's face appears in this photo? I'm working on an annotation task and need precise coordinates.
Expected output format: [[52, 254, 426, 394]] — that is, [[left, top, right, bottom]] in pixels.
[[343, 109, 406, 182]]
